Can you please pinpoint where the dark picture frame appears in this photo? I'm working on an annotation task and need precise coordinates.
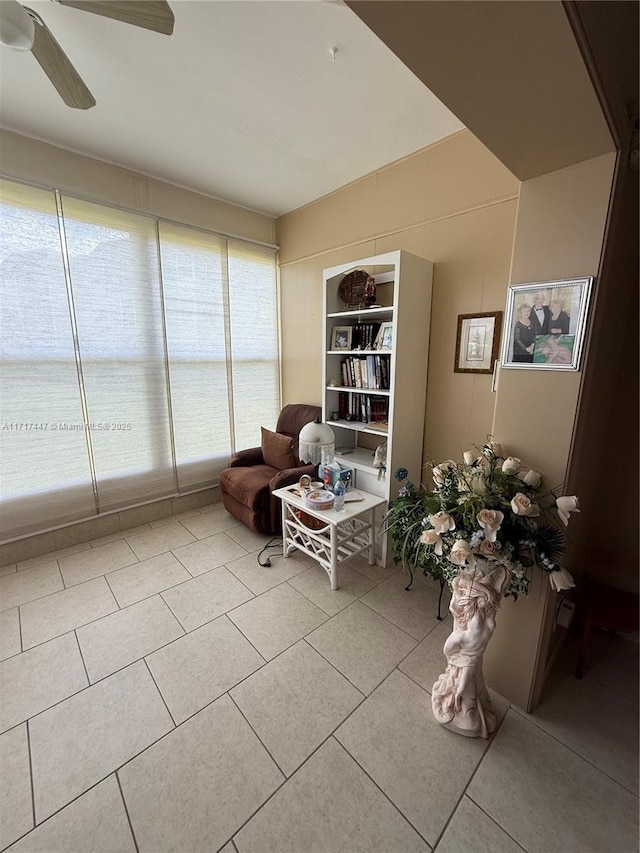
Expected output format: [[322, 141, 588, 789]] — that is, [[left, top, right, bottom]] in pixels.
[[454, 311, 502, 374], [331, 325, 352, 351], [500, 277, 593, 371]]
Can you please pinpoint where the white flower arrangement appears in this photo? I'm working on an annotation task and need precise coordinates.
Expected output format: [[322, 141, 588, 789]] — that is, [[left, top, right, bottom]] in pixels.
[[384, 441, 579, 598]]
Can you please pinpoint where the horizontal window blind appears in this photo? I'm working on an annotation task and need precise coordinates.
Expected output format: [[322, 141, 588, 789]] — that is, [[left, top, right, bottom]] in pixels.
[[228, 239, 280, 452], [159, 222, 231, 490], [0, 180, 96, 538], [61, 197, 176, 511], [0, 178, 279, 543]]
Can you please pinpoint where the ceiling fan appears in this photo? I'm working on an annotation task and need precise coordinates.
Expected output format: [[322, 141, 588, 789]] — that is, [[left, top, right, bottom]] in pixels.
[[0, 0, 174, 110]]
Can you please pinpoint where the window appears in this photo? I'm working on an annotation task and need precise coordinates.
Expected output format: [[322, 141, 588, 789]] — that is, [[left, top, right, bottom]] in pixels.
[[0, 178, 279, 542]]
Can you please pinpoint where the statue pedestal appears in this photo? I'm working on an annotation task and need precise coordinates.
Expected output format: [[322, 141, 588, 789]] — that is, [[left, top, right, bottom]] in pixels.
[[432, 563, 510, 739]]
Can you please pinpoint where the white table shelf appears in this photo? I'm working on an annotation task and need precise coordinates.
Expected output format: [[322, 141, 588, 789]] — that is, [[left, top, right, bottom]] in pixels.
[[272, 486, 386, 590]]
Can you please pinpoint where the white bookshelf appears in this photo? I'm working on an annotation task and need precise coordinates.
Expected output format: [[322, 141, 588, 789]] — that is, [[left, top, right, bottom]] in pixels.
[[322, 250, 433, 565]]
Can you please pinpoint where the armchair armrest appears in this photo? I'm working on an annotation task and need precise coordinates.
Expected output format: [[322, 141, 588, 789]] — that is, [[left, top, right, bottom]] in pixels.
[[269, 464, 317, 492], [269, 463, 317, 532], [229, 446, 264, 467]]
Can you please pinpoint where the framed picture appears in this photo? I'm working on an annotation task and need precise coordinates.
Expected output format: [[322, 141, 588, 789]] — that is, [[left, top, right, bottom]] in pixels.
[[501, 277, 593, 371], [374, 321, 393, 350], [331, 326, 352, 351], [454, 311, 502, 374]]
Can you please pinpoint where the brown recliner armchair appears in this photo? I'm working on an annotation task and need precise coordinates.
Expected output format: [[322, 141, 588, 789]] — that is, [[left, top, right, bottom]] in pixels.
[[219, 403, 321, 535]]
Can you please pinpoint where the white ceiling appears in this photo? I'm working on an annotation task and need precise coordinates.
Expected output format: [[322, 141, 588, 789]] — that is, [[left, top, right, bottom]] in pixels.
[[0, 0, 463, 216]]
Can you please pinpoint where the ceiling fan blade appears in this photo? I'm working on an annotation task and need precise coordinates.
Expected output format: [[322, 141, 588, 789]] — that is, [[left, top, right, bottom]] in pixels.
[[58, 1, 174, 35], [29, 14, 96, 109]]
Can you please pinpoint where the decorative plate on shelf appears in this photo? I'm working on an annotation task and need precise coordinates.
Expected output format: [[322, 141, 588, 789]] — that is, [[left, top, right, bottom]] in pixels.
[[339, 270, 376, 309]]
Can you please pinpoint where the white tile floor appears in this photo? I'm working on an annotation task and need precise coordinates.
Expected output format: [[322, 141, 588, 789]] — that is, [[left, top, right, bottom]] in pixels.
[[0, 503, 638, 852]]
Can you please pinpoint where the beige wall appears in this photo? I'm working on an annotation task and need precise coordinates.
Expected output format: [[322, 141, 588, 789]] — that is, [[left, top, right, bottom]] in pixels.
[[278, 130, 519, 465], [0, 129, 276, 245], [278, 132, 618, 710], [348, 1, 612, 180], [485, 152, 616, 708]]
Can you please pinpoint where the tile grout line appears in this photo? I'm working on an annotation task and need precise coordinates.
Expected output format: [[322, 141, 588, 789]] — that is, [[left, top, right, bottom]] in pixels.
[[301, 636, 378, 698], [115, 771, 140, 853], [5, 575, 261, 729], [282, 574, 366, 619], [25, 718, 36, 833], [464, 793, 529, 852], [8, 523, 634, 847], [18, 552, 226, 655], [2, 506, 222, 572], [16, 703, 214, 835], [10, 532, 303, 645], [8, 572, 636, 852], [430, 702, 514, 851], [217, 615, 268, 668], [506, 704, 640, 797], [73, 628, 91, 686], [17, 602, 24, 654], [227, 691, 288, 777], [9, 625, 193, 736], [218, 720, 419, 853], [7, 559, 438, 743], [142, 657, 177, 728], [358, 587, 446, 642], [6, 576, 443, 743], [1, 575, 67, 615], [102, 572, 123, 610], [158, 590, 190, 633], [329, 730, 433, 850], [8, 769, 136, 846], [19, 586, 120, 654]]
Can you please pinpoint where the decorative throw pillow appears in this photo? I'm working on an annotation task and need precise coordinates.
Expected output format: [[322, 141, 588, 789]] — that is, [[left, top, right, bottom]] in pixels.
[[261, 427, 296, 469]]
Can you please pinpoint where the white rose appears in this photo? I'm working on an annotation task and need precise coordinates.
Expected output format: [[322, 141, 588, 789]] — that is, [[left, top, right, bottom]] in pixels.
[[477, 539, 499, 560], [450, 539, 475, 567], [428, 511, 456, 534], [548, 567, 576, 592], [421, 529, 443, 556], [476, 508, 504, 542], [556, 495, 580, 526], [432, 466, 444, 486], [463, 450, 475, 465], [510, 493, 540, 517], [502, 456, 521, 474], [521, 469, 542, 488]]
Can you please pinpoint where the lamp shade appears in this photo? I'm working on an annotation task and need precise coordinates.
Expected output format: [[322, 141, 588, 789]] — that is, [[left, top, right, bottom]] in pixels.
[[298, 419, 335, 466]]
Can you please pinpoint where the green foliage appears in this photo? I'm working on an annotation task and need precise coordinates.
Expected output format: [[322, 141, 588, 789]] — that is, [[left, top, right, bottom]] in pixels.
[[384, 446, 574, 599]]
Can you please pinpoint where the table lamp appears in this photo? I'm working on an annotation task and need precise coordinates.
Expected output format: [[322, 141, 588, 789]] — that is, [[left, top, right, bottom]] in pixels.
[[298, 418, 335, 466]]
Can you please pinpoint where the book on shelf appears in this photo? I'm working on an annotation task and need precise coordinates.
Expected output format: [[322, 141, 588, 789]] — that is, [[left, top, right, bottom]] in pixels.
[[351, 322, 381, 350], [354, 358, 362, 388], [338, 391, 348, 420], [380, 355, 390, 389]]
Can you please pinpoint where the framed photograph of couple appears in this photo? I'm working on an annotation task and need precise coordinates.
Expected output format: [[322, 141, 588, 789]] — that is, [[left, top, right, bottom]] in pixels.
[[501, 277, 593, 371], [454, 311, 502, 374]]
